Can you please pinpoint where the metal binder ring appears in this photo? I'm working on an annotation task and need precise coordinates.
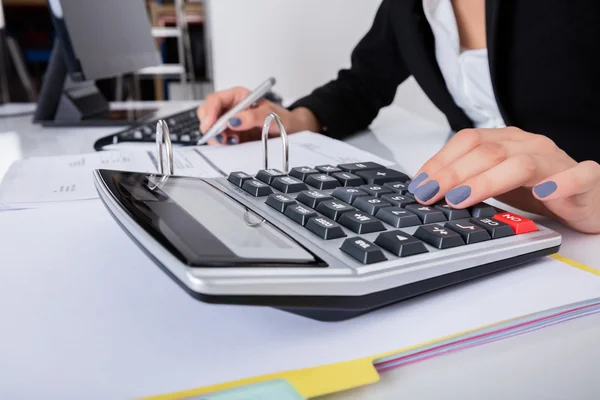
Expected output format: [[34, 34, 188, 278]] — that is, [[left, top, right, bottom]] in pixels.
[[156, 119, 174, 175], [261, 113, 289, 172]]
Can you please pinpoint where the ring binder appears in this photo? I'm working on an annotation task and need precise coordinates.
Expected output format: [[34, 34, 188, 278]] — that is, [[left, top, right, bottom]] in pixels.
[[262, 113, 290, 173], [156, 119, 174, 175]]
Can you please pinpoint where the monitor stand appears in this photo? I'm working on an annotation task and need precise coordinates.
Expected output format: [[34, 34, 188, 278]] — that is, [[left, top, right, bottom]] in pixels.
[[33, 39, 158, 127]]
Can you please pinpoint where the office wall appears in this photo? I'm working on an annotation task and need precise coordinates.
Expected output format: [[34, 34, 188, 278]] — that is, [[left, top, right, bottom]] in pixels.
[[206, 0, 447, 126]]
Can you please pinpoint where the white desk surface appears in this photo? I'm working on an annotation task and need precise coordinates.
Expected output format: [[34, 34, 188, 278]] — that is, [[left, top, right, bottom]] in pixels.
[[1, 101, 599, 399]]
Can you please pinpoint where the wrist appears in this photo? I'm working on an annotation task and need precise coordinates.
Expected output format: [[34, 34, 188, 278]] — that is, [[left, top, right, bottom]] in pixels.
[[290, 107, 322, 133]]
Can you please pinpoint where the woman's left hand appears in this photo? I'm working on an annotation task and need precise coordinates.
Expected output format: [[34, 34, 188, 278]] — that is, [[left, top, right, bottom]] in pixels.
[[407, 127, 600, 234]]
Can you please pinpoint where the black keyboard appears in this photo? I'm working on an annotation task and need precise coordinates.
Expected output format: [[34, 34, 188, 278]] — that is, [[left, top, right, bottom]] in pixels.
[[94, 107, 201, 151]]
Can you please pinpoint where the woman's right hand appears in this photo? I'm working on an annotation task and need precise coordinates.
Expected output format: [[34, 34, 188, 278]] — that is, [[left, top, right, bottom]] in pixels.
[[196, 86, 321, 145]]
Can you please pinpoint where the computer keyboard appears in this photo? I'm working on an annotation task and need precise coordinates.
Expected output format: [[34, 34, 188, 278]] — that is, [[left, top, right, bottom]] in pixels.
[[93, 107, 201, 151], [93, 161, 562, 322]]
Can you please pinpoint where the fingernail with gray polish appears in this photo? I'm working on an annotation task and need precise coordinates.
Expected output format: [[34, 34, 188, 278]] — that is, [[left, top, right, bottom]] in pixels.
[[446, 185, 472, 205], [216, 134, 224, 144], [228, 117, 242, 127], [534, 181, 557, 198], [227, 135, 240, 145], [414, 180, 440, 202], [408, 172, 429, 193]]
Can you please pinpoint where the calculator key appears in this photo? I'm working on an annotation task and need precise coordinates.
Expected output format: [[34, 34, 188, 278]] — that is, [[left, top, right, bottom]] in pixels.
[[353, 196, 392, 216], [242, 179, 274, 197], [337, 162, 386, 173], [271, 176, 309, 193], [404, 204, 447, 224], [227, 171, 253, 187], [383, 181, 410, 194], [374, 231, 429, 257], [256, 169, 287, 184], [356, 169, 410, 185], [305, 216, 347, 240], [297, 190, 333, 209], [375, 207, 421, 228], [266, 193, 296, 213], [284, 204, 319, 226], [469, 217, 515, 239], [380, 194, 416, 207], [305, 174, 342, 190], [316, 200, 355, 221], [315, 164, 343, 175], [340, 237, 387, 264], [434, 203, 471, 220], [332, 187, 368, 204], [289, 166, 319, 181], [332, 172, 364, 187], [414, 225, 465, 249], [469, 203, 498, 218], [444, 220, 491, 244], [360, 184, 393, 198], [339, 212, 386, 234], [493, 212, 538, 235]]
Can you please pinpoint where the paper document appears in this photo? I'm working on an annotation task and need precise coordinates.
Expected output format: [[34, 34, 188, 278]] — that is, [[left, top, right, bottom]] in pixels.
[[0, 201, 598, 399]]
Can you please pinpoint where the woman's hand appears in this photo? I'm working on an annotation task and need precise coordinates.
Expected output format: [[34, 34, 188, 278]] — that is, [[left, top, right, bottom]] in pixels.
[[407, 127, 600, 234], [196, 86, 321, 145]]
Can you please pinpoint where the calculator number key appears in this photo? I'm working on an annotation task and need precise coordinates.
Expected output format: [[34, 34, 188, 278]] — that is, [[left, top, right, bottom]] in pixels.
[[242, 179, 274, 197], [316, 200, 355, 221], [297, 190, 333, 208], [338, 212, 386, 234], [414, 225, 465, 249], [305, 174, 342, 190], [360, 184, 393, 198], [493, 212, 538, 234], [353, 196, 392, 216], [470, 217, 515, 239], [305, 216, 347, 240], [284, 204, 318, 226], [374, 231, 428, 257], [444, 220, 491, 244], [404, 204, 447, 224], [383, 181, 409, 194], [271, 176, 309, 193], [266, 193, 296, 213], [340, 237, 387, 264], [289, 166, 319, 181], [332, 172, 364, 187], [380, 194, 416, 207], [332, 187, 368, 204]]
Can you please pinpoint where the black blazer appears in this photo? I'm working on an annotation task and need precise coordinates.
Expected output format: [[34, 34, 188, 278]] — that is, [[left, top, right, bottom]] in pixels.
[[290, 0, 600, 163]]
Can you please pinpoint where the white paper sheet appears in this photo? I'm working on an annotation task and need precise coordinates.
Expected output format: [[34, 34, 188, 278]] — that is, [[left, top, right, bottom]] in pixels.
[[0, 201, 598, 399]]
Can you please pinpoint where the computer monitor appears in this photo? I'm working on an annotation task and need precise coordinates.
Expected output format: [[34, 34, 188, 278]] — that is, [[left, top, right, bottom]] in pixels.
[[33, 0, 163, 126]]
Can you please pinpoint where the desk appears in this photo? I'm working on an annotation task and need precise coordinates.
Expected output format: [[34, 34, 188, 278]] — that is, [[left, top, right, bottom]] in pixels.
[[0, 102, 599, 399]]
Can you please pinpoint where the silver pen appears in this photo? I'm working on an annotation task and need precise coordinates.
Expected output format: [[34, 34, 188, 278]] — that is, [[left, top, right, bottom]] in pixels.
[[196, 77, 277, 145]]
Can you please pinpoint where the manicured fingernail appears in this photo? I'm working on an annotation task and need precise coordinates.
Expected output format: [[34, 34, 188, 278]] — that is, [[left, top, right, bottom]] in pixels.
[[446, 185, 471, 205], [216, 134, 224, 144], [227, 135, 239, 145], [414, 180, 439, 202], [533, 181, 557, 198], [408, 172, 429, 193], [228, 117, 242, 127]]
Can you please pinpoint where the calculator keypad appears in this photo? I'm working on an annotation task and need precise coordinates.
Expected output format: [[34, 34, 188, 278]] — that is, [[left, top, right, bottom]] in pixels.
[[226, 162, 538, 265]]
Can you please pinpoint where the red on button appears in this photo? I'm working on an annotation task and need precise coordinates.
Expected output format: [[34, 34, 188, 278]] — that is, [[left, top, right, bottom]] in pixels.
[[493, 212, 537, 235]]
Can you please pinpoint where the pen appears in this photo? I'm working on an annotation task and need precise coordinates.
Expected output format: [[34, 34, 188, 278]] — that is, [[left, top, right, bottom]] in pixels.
[[196, 77, 277, 145]]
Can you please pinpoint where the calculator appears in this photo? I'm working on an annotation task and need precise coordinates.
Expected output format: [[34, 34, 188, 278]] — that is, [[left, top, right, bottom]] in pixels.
[[93, 159, 562, 321]]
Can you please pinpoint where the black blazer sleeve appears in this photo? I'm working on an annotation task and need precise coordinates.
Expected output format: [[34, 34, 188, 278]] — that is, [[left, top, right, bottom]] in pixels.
[[288, 0, 409, 139]]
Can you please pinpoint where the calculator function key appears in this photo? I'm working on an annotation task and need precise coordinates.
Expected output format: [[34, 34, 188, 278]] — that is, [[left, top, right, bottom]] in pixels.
[[340, 237, 387, 264], [332, 187, 368, 204], [356, 169, 410, 185], [375, 207, 421, 228], [242, 179, 274, 197], [444, 220, 491, 244], [332, 172, 364, 187], [315, 164, 343, 175], [374, 231, 429, 257], [414, 225, 465, 249], [297, 190, 333, 209], [227, 171, 253, 187], [338, 212, 386, 234], [289, 166, 319, 181], [383, 181, 410, 194], [380, 194, 416, 208], [434, 203, 471, 220], [271, 176, 309, 193], [305, 174, 342, 190], [470, 217, 515, 239], [316, 200, 355, 221], [353, 196, 392, 216], [404, 204, 447, 224], [305, 216, 347, 240], [284, 204, 318, 226], [493, 212, 538, 235], [266, 193, 296, 213], [360, 184, 393, 198], [337, 162, 385, 173], [256, 169, 287, 184], [469, 203, 498, 218]]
